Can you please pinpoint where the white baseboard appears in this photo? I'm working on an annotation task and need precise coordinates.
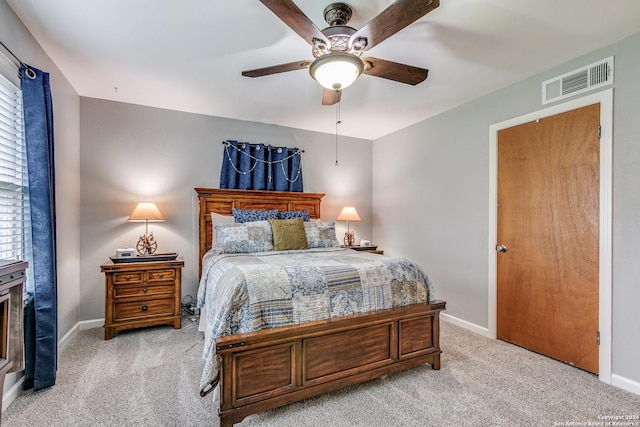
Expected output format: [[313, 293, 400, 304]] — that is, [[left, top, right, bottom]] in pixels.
[[78, 318, 104, 330], [611, 374, 640, 396], [2, 318, 105, 412], [2, 375, 24, 412], [58, 318, 103, 354], [441, 313, 492, 338]]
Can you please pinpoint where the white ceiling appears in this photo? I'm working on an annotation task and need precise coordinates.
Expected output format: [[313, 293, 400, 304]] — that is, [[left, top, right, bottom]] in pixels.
[[7, 0, 640, 140]]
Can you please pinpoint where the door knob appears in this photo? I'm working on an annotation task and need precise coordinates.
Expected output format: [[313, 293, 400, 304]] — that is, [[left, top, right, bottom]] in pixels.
[[496, 245, 508, 253]]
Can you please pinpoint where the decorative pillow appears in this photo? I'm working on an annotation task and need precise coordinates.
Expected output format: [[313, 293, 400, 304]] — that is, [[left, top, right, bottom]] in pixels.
[[214, 220, 274, 253], [279, 209, 310, 221], [303, 221, 340, 248], [269, 218, 308, 251], [232, 208, 280, 223], [211, 212, 235, 247]]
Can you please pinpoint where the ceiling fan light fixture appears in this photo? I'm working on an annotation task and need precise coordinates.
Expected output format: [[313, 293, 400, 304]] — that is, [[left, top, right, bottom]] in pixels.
[[309, 53, 363, 91]]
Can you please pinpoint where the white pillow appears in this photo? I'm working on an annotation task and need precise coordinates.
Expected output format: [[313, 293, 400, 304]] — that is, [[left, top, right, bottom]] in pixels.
[[303, 221, 340, 248], [214, 220, 274, 253], [211, 212, 235, 247]]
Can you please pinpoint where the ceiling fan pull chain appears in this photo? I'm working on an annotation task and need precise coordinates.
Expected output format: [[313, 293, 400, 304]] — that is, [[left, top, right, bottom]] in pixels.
[[335, 102, 341, 166]]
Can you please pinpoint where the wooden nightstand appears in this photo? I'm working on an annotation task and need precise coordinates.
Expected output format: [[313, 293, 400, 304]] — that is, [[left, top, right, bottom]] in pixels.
[[101, 257, 184, 340], [342, 245, 384, 255]]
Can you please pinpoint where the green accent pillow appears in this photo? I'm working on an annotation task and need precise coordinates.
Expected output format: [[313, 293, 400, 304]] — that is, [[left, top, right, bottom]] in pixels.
[[269, 218, 309, 251]]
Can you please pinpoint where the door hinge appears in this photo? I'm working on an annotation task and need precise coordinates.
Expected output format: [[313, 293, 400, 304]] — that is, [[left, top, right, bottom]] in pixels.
[[596, 331, 600, 346], [597, 124, 602, 139]]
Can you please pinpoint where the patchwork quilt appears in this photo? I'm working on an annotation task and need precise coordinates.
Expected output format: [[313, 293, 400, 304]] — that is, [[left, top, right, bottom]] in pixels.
[[196, 247, 435, 396]]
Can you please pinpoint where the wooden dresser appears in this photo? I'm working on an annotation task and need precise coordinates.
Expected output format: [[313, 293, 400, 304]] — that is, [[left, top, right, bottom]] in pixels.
[[0, 260, 27, 419], [101, 257, 184, 340]]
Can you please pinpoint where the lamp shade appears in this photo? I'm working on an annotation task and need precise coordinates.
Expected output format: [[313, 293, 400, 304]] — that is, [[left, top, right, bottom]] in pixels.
[[337, 206, 361, 222], [309, 53, 364, 91], [128, 202, 165, 222]]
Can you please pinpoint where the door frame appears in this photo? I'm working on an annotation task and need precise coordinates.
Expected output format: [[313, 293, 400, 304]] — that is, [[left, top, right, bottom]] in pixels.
[[488, 89, 613, 384]]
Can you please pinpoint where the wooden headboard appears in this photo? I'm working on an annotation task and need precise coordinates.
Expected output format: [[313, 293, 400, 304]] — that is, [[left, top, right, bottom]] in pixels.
[[195, 188, 325, 276]]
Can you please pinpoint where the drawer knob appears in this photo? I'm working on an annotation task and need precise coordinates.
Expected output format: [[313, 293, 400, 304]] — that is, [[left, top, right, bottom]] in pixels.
[[141, 305, 148, 311], [125, 276, 131, 280], [158, 273, 164, 278], [143, 288, 147, 293]]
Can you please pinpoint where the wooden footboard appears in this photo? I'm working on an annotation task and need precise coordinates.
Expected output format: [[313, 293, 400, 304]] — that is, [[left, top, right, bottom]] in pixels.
[[215, 300, 446, 427]]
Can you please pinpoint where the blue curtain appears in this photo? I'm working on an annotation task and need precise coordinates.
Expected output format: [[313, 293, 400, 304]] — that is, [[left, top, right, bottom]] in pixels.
[[220, 140, 303, 192], [21, 64, 58, 391]]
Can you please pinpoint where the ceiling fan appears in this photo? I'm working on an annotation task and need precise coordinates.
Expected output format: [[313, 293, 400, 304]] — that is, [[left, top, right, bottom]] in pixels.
[[242, 0, 440, 105]]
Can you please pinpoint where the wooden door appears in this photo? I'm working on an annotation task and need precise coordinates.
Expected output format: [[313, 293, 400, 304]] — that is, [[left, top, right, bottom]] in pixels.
[[497, 103, 600, 374]]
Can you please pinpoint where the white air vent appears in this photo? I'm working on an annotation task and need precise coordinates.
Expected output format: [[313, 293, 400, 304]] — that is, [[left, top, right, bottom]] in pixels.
[[542, 56, 613, 104]]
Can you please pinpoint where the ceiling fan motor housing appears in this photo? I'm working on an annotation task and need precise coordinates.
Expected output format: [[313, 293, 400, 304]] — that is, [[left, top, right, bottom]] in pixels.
[[314, 25, 359, 57]]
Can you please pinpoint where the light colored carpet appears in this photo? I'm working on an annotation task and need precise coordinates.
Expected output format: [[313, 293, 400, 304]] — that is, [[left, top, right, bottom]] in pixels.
[[3, 318, 639, 427]]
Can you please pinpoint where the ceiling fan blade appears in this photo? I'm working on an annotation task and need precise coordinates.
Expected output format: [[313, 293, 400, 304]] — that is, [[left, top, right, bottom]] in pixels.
[[362, 57, 428, 85], [351, 0, 440, 51], [322, 89, 341, 106], [242, 60, 312, 78], [259, 0, 329, 46]]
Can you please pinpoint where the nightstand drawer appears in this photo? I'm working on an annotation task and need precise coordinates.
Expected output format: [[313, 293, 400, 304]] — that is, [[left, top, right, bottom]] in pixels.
[[113, 271, 143, 284], [113, 283, 175, 298], [148, 269, 175, 282], [113, 298, 174, 321]]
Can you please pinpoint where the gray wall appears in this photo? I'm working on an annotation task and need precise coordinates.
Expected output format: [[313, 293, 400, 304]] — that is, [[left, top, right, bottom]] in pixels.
[[372, 32, 640, 387], [1, 0, 80, 397], [79, 98, 372, 321]]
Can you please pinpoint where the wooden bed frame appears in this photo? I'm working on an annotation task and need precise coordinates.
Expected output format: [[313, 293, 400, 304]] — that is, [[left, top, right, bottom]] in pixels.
[[195, 188, 446, 427]]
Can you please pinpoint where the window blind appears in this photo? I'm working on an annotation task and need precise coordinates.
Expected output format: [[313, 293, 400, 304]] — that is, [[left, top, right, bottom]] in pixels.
[[0, 72, 26, 260]]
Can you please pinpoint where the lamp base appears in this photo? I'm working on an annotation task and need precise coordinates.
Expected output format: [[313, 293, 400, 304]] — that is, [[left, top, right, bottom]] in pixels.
[[343, 231, 355, 247], [136, 232, 158, 256]]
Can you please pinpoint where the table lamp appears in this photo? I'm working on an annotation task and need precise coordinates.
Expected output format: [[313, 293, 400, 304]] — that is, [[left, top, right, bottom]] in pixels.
[[337, 206, 361, 247], [128, 202, 165, 255]]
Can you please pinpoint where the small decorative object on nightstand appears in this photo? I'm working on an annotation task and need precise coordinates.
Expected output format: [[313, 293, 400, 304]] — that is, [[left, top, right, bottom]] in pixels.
[[128, 202, 165, 255], [336, 206, 361, 247], [101, 257, 184, 340]]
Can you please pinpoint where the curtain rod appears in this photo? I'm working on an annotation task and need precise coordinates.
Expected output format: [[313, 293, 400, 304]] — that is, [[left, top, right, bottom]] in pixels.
[[0, 40, 36, 78], [222, 140, 304, 153]]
